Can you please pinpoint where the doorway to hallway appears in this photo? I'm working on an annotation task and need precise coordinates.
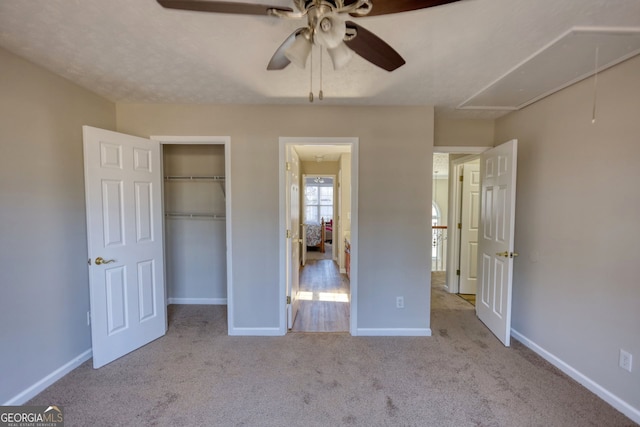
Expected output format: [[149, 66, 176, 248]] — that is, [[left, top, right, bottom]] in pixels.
[[279, 137, 358, 335]]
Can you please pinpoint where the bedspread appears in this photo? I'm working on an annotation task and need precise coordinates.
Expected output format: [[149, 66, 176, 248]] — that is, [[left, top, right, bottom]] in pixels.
[[306, 223, 322, 246]]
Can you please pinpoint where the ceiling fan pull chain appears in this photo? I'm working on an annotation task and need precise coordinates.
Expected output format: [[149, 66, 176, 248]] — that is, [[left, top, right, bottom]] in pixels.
[[309, 46, 314, 103], [319, 49, 324, 101], [591, 45, 599, 124]]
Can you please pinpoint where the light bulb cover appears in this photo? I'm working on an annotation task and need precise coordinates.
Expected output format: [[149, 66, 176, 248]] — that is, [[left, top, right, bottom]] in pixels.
[[315, 14, 346, 49], [285, 34, 312, 69], [327, 42, 354, 70]]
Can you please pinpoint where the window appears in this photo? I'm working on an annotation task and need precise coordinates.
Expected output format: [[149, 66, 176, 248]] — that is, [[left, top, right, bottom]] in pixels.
[[305, 182, 333, 223]]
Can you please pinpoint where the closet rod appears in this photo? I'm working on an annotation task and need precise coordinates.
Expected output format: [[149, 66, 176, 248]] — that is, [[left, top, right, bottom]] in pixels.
[[164, 176, 225, 181], [165, 212, 226, 220]]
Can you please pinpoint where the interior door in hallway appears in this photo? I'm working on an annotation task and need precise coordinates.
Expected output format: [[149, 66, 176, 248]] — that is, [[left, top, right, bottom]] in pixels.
[[476, 139, 518, 346], [459, 159, 480, 294], [286, 146, 301, 329], [83, 126, 166, 368]]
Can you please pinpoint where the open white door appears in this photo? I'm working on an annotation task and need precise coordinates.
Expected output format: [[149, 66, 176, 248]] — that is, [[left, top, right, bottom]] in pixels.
[[476, 139, 518, 346], [459, 160, 480, 294], [83, 126, 166, 368], [285, 146, 301, 329]]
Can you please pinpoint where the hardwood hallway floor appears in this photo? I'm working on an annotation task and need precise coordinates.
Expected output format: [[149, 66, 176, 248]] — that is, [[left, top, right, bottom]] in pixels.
[[291, 258, 350, 332]]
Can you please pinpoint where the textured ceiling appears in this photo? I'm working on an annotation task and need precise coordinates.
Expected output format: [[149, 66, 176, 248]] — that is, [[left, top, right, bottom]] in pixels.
[[1, 0, 639, 118]]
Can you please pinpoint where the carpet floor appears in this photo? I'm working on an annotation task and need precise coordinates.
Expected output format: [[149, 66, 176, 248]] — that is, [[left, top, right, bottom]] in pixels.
[[27, 274, 636, 426]]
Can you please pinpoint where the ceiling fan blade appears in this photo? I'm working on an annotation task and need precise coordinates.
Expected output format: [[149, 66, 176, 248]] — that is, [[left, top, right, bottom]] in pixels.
[[344, 21, 405, 71], [157, 0, 293, 16], [267, 28, 305, 70], [349, 0, 461, 17]]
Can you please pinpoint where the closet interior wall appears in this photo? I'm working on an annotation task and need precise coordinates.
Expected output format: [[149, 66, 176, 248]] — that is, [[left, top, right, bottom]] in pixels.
[[163, 144, 227, 305]]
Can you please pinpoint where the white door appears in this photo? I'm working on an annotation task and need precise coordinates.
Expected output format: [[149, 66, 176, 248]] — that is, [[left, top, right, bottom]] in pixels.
[[459, 160, 480, 294], [83, 126, 166, 368], [285, 146, 301, 329], [476, 139, 518, 346]]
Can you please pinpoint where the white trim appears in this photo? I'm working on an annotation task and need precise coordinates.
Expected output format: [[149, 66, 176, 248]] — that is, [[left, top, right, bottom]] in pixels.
[[150, 135, 226, 144], [433, 146, 491, 154], [3, 349, 92, 405], [228, 327, 282, 336], [356, 328, 432, 337], [279, 137, 358, 336], [167, 298, 227, 305], [150, 136, 233, 334], [512, 329, 640, 425]]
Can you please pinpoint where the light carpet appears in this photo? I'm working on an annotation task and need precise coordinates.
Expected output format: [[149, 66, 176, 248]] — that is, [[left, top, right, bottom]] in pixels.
[[27, 274, 636, 426]]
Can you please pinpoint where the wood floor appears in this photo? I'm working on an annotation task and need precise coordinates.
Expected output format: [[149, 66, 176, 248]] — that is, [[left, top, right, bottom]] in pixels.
[[291, 258, 350, 332]]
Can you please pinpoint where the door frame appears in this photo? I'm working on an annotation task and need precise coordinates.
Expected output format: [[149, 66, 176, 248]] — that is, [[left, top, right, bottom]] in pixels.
[[278, 137, 359, 335], [432, 146, 490, 294], [150, 135, 233, 332]]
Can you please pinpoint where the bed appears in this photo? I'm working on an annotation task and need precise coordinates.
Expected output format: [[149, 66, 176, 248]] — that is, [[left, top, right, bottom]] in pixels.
[[305, 219, 326, 253], [324, 219, 332, 243]]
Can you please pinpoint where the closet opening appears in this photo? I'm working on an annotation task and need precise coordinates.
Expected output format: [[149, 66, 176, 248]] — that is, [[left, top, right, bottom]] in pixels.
[[160, 140, 230, 328]]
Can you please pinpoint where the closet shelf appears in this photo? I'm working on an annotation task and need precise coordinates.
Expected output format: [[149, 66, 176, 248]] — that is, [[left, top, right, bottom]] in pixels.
[[164, 176, 225, 181], [165, 212, 226, 220]]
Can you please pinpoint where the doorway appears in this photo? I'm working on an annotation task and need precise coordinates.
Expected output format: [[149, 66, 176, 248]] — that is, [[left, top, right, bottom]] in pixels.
[[431, 147, 489, 298], [279, 137, 358, 335]]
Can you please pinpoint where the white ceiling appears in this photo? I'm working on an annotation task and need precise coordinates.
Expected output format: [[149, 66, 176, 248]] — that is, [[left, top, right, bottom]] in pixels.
[[1, 0, 639, 118]]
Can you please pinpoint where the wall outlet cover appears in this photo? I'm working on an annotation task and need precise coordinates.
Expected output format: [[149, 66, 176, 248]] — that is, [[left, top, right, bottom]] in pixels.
[[619, 349, 632, 372]]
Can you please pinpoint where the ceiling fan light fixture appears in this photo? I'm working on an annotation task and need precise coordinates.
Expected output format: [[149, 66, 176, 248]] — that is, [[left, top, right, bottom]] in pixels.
[[327, 42, 354, 70], [315, 14, 346, 49], [285, 33, 312, 68]]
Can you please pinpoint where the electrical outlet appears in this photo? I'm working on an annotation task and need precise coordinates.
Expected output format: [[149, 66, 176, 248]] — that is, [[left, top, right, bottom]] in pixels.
[[396, 296, 404, 309], [619, 349, 632, 372], [87, 311, 91, 326]]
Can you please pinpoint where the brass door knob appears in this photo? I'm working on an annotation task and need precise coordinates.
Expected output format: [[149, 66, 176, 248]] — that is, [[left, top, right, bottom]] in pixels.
[[496, 251, 518, 258], [95, 257, 116, 265]]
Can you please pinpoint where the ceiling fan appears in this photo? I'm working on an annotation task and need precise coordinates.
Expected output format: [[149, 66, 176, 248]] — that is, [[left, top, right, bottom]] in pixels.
[[157, 0, 461, 72]]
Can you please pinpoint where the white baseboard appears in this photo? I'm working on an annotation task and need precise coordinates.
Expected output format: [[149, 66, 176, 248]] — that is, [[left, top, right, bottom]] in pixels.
[[167, 298, 227, 305], [356, 328, 432, 337], [511, 329, 640, 425], [3, 349, 92, 406], [228, 327, 283, 336]]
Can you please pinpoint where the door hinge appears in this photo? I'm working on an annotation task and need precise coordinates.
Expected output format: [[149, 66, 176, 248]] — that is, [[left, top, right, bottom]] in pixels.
[[457, 223, 462, 229], [456, 269, 460, 276], [286, 296, 291, 304], [286, 229, 291, 239], [286, 162, 291, 171], [459, 175, 464, 182]]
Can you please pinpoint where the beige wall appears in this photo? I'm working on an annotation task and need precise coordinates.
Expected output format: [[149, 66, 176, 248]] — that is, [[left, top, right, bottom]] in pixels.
[[117, 104, 434, 332], [301, 160, 339, 176], [433, 177, 449, 225], [434, 117, 495, 147], [495, 55, 640, 412], [0, 47, 116, 403]]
